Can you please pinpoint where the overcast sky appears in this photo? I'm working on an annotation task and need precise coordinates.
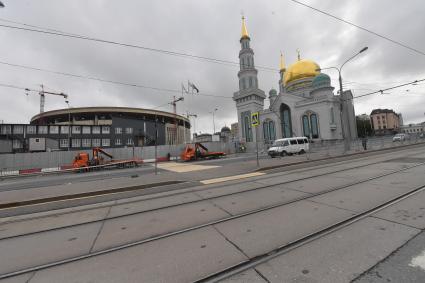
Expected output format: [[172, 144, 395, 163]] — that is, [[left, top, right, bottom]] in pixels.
[[0, 0, 424, 133]]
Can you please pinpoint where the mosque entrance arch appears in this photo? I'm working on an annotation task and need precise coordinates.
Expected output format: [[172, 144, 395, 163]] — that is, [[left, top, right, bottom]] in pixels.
[[280, 103, 292, 138]]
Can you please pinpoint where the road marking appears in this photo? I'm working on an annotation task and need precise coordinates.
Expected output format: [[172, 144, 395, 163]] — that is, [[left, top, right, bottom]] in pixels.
[[409, 249, 425, 270], [156, 162, 219, 173], [200, 172, 265, 185]]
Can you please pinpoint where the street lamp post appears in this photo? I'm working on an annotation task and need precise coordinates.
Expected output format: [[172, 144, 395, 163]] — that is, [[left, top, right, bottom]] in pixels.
[[65, 100, 71, 151], [211, 108, 218, 134], [318, 47, 368, 153]]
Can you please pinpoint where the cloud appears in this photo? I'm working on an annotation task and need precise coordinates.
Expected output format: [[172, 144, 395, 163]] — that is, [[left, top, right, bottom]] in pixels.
[[0, 0, 424, 131]]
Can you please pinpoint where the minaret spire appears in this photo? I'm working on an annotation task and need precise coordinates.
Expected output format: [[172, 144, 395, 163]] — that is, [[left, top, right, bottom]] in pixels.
[[279, 52, 286, 92], [241, 16, 250, 40], [279, 52, 286, 72], [296, 48, 301, 61]]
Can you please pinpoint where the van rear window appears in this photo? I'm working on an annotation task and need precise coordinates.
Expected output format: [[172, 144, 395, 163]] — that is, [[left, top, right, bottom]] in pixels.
[[290, 140, 298, 145]]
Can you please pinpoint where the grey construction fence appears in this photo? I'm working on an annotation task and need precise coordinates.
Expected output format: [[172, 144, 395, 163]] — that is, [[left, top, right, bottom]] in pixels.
[[0, 142, 236, 173], [0, 136, 423, 174]]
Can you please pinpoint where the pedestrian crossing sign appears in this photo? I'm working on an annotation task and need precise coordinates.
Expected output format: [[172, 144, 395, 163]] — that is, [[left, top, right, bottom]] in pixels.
[[251, 112, 260, 127]]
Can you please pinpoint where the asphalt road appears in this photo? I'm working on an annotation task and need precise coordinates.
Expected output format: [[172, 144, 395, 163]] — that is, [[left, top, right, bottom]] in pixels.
[[1, 145, 425, 282]]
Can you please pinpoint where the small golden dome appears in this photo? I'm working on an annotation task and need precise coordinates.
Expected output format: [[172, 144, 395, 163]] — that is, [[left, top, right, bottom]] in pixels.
[[284, 59, 320, 85], [241, 16, 249, 40]]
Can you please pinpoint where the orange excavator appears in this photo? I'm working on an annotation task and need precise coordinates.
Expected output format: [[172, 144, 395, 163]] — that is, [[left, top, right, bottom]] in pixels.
[[181, 142, 226, 161], [73, 147, 114, 169]]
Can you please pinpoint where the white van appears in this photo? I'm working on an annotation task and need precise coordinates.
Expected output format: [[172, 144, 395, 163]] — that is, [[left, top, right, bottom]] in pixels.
[[268, 137, 309, 157]]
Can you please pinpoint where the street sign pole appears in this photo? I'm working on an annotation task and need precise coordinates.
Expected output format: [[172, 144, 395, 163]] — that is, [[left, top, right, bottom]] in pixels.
[[251, 112, 260, 168], [256, 126, 259, 167]]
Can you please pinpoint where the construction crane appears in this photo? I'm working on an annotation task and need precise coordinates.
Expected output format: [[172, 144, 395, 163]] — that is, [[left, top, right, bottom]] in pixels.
[[25, 84, 68, 113]]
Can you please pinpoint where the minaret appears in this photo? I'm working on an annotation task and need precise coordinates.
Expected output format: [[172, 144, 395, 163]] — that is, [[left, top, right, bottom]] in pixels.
[[279, 52, 286, 93], [233, 16, 266, 143]]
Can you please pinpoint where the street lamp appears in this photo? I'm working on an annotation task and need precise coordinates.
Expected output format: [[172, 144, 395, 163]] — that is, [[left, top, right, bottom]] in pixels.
[[65, 100, 71, 151], [317, 46, 368, 153], [210, 108, 218, 134]]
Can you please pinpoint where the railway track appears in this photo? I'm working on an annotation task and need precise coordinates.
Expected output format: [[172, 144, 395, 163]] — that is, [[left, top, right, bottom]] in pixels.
[[0, 156, 424, 280], [0, 149, 420, 237], [195, 184, 425, 283]]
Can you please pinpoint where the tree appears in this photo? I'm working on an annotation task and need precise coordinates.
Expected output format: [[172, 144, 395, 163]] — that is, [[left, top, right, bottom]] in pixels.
[[356, 117, 372, 137]]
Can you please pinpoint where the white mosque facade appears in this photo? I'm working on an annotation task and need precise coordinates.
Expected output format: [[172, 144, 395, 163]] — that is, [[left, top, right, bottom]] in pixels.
[[233, 17, 357, 144]]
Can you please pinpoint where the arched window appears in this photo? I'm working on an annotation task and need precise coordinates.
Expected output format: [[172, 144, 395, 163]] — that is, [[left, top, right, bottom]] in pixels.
[[303, 115, 310, 137], [302, 111, 319, 139], [242, 114, 252, 142], [310, 114, 318, 138], [269, 120, 276, 140], [280, 104, 292, 138], [330, 107, 335, 124], [263, 121, 269, 141]]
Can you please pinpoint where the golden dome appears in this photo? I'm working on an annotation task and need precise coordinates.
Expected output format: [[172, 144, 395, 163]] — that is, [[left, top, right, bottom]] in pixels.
[[241, 16, 249, 40], [284, 59, 320, 85]]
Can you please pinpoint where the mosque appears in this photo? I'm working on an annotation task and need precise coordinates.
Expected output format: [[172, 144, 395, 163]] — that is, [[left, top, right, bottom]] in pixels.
[[233, 17, 357, 144]]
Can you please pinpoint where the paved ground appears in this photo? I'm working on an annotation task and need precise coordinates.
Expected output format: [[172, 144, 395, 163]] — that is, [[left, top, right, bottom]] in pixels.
[[0, 144, 425, 282]]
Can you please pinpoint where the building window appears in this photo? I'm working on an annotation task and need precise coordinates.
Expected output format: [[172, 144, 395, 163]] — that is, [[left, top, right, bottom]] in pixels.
[[61, 126, 69, 134], [102, 139, 110, 147], [27, 125, 37, 134], [0, 125, 12, 134], [102, 126, 110, 134], [50, 126, 59, 134], [13, 125, 24, 134], [72, 139, 81, 148], [82, 138, 91, 147], [263, 121, 270, 141], [38, 126, 48, 134], [72, 126, 81, 134], [302, 112, 319, 139], [242, 78, 246, 90], [12, 139, 23, 149], [303, 115, 310, 137], [249, 77, 253, 88], [127, 138, 133, 145], [330, 107, 335, 124], [59, 139, 69, 148], [115, 138, 122, 146], [92, 138, 101, 147], [92, 126, 101, 134], [280, 103, 292, 138], [242, 113, 252, 142], [82, 126, 91, 134], [115, 127, 122, 134], [125, 127, 133, 134], [310, 114, 319, 138]]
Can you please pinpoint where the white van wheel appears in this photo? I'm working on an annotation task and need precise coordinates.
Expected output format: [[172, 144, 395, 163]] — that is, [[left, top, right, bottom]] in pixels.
[[281, 151, 287, 157], [299, 149, 306, 154]]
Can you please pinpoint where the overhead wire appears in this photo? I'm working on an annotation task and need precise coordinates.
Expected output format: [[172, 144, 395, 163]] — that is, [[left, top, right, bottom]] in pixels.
[[0, 60, 233, 99], [289, 0, 425, 56], [348, 79, 425, 101], [0, 21, 278, 72]]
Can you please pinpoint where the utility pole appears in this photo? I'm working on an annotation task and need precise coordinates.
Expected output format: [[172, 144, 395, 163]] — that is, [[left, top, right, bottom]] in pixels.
[[210, 108, 218, 134], [154, 114, 158, 175], [65, 100, 71, 151], [186, 112, 197, 142], [170, 96, 184, 145]]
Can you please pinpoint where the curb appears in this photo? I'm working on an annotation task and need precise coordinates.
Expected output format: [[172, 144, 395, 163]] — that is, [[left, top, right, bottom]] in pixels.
[[0, 156, 180, 178], [256, 141, 425, 172], [0, 180, 185, 210]]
